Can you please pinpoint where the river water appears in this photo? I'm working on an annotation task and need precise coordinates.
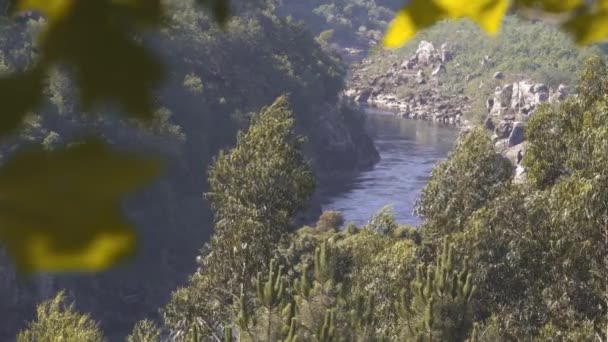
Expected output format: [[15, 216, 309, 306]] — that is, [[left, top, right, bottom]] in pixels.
[[320, 110, 459, 226]]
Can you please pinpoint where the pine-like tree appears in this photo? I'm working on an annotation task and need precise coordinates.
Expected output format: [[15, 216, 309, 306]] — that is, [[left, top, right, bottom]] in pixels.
[[396, 240, 476, 342]]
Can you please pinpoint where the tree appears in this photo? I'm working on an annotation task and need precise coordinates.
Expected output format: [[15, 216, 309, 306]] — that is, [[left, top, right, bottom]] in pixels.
[[415, 128, 512, 240], [17, 291, 106, 342], [396, 240, 476, 342], [0, 0, 606, 274], [126, 319, 161, 342], [204, 95, 315, 291], [163, 96, 315, 339]]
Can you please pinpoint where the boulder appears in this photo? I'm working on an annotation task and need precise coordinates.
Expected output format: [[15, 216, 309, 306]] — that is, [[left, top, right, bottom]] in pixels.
[[484, 117, 495, 131], [432, 64, 446, 76], [490, 84, 513, 116], [495, 120, 513, 139], [508, 122, 526, 147], [404, 54, 419, 69], [550, 84, 569, 102], [416, 70, 426, 84], [416, 41, 437, 65], [440, 42, 453, 62], [496, 84, 513, 106], [511, 80, 536, 112], [354, 88, 372, 103], [481, 55, 492, 66], [535, 92, 549, 104], [533, 84, 548, 94], [493, 71, 504, 79], [486, 98, 494, 113], [514, 165, 527, 184]]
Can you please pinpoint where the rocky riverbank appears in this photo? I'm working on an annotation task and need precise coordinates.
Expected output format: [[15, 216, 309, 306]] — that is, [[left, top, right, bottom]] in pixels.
[[346, 41, 470, 125], [345, 39, 575, 183]]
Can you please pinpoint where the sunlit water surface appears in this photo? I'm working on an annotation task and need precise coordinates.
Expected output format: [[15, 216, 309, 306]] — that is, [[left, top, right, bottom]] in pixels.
[[320, 110, 459, 226]]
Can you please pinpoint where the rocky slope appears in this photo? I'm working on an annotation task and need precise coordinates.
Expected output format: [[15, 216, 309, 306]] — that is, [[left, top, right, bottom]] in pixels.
[[345, 16, 597, 124], [346, 40, 470, 125], [346, 36, 578, 185]]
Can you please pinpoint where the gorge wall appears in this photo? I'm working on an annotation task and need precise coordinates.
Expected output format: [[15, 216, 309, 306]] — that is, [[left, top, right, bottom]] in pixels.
[[0, 4, 379, 339]]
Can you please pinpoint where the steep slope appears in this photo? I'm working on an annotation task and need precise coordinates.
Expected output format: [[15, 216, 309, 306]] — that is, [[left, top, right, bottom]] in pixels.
[[0, 3, 378, 339], [347, 17, 600, 123]]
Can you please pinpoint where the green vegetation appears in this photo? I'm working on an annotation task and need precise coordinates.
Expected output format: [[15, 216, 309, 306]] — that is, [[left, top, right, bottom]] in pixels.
[[21, 57, 608, 341], [6, 1, 608, 341], [352, 17, 601, 120], [17, 291, 106, 342], [0, 2, 378, 339], [126, 319, 161, 342], [415, 128, 512, 239], [276, 0, 400, 48]]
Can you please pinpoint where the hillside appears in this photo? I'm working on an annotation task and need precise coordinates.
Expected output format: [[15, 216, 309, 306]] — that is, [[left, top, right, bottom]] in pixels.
[[276, 0, 400, 59], [0, 2, 379, 339], [347, 17, 601, 123]]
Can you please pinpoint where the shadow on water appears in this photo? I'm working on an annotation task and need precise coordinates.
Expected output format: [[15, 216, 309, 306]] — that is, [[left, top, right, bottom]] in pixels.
[[319, 109, 459, 227]]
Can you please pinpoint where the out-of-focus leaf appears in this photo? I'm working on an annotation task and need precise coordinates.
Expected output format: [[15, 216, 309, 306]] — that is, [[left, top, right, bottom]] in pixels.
[[14, 0, 73, 20], [0, 140, 161, 272], [13, 0, 165, 120], [515, 0, 584, 12], [197, 0, 231, 25], [383, 0, 445, 48], [0, 68, 44, 135], [466, 0, 510, 35], [110, 0, 163, 26], [383, 0, 509, 48], [15, 0, 162, 24], [563, 9, 608, 44]]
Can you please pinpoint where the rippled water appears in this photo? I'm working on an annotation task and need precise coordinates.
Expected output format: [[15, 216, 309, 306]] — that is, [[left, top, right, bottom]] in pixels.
[[321, 110, 459, 226]]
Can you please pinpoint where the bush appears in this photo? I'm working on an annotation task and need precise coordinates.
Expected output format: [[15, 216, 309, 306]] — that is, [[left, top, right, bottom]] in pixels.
[[17, 291, 106, 342], [316, 210, 345, 231]]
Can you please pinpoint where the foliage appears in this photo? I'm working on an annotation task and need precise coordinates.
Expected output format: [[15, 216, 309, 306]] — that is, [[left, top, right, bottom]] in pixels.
[[0, 139, 160, 272], [367, 205, 398, 235], [163, 96, 315, 339], [277, 0, 398, 47], [353, 16, 599, 121], [415, 128, 512, 239], [126, 319, 161, 342], [204, 95, 315, 289], [17, 291, 106, 342], [385, 0, 608, 48], [396, 240, 476, 341], [316, 211, 345, 232], [443, 57, 608, 339]]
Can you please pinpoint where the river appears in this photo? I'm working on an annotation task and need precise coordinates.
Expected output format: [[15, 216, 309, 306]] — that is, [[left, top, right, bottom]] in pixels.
[[320, 110, 460, 226]]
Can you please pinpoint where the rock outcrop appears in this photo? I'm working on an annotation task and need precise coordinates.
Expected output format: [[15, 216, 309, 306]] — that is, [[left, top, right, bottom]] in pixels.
[[488, 79, 567, 118], [347, 40, 467, 125], [347, 40, 571, 136]]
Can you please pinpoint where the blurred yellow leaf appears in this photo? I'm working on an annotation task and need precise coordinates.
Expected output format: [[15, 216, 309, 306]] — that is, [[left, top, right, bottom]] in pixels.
[[41, 0, 163, 119], [466, 0, 510, 35], [515, 0, 584, 12], [0, 68, 44, 135], [564, 9, 608, 44], [0, 140, 161, 272], [15, 0, 73, 20], [383, 0, 509, 48], [383, 0, 445, 48], [9, 0, 165, 121], [15, 0, 161, 23]]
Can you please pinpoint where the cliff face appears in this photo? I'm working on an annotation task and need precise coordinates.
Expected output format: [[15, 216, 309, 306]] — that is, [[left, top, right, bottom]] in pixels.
[[0, 8, 379, 340]]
